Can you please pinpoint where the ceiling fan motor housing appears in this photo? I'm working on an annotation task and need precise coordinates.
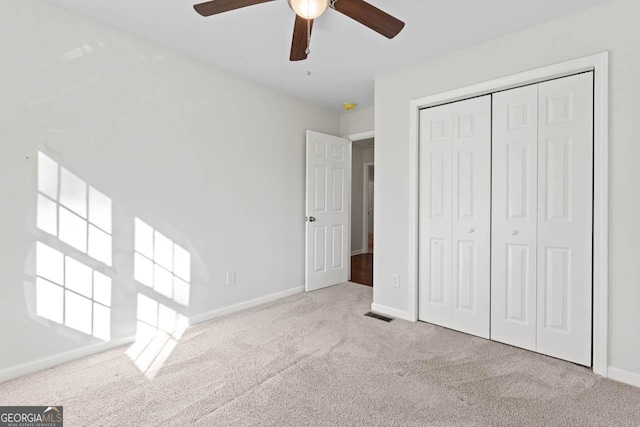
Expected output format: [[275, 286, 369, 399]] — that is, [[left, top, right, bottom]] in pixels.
[[288, 0, 329, 19]]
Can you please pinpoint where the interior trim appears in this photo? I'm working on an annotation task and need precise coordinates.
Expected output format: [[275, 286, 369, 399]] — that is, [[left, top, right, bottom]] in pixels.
[[608, 367, 640, 388], [0, 334, 136, 384], [371, 303, 413, 322], [190, 285, 304, 325]]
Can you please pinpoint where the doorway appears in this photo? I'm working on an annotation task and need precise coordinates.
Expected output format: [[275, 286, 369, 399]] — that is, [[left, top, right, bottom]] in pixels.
[[350, 138, 374, 287]]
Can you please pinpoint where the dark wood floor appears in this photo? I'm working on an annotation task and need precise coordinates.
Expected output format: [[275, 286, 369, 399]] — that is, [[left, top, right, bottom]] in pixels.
[[351, 254, 373, 287], [351, 234, 374, 287]]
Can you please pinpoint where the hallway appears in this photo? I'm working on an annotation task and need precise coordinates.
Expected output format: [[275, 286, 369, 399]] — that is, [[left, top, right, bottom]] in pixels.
[[351, 234, 373, 287], [351, 254, 373, 287]]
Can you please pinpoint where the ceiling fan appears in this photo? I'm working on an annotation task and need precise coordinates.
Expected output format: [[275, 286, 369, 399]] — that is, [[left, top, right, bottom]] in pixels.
[[193, 0, 405, 61]]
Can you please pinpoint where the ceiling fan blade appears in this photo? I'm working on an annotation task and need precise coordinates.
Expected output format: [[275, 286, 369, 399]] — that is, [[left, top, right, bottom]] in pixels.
[[290, 15, 314, 61], [332, 0, 404, 39], [194, 0, 275, 17]]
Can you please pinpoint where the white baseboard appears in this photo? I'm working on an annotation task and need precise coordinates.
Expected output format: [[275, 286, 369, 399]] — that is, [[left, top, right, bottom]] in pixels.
[[190, 286, 305, 325], [351, 249, 365, 256], [0, 334, 135, 384], [0, 287, 305, 384], [371, 303, 416, 322], [608, 367, 640, 388]]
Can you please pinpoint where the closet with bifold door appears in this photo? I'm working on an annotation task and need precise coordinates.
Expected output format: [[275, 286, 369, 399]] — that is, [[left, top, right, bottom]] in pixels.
[[418, 72, 594, 366], [419, 95, 492, 339]]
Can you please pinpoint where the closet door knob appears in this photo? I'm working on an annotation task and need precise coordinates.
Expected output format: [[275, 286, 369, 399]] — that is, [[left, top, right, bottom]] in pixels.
[[511, 230, 519, 236], [469, 228, 475, 233]]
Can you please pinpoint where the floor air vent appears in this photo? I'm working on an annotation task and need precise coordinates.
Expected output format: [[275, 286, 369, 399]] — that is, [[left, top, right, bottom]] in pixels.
[[364, 311, 394, 322]]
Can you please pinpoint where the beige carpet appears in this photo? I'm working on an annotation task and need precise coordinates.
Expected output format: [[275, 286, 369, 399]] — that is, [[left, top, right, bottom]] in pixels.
[[1, 283, 639, 426]]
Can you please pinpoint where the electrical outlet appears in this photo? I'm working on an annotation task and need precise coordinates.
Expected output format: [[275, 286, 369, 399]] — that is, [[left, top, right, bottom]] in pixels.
[[391, 274, 400, 288], [226, 271, 236, 285]]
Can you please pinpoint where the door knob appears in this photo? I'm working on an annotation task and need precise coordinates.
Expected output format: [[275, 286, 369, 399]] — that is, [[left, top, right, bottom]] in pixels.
[[469, 228, 475, 233], [308, 216, 316, 222], [512, 230, 519, 236]]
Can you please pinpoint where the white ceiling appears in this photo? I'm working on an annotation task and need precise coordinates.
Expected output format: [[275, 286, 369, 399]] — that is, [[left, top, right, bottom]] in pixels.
[[44, 0, 609, 112]]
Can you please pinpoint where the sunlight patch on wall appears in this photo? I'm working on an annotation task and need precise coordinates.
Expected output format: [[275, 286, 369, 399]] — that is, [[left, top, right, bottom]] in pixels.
[[126, 294, 188, 379], [134, 218, 190, 306], [35, 152, 113, 341], [37, 152, 112, 266], [130, 219, 192, 379], [35, 242, 112, 341]]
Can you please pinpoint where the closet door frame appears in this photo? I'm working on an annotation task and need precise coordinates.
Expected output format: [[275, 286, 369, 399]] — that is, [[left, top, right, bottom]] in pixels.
[[407, 52, 609, 377]]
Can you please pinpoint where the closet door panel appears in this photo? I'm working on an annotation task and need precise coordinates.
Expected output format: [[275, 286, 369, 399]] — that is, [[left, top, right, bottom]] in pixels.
[[537, 73, 593, 366], [419, 104, 453, 326], [491, 86, 538, 351], [450, 95, 492, 338]]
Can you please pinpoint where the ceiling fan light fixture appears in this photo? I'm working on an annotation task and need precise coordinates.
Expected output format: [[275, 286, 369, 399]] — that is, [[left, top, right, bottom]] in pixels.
[[288, 0, 329, 19]]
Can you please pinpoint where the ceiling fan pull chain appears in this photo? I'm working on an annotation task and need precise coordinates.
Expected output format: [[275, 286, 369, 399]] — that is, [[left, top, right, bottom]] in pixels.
[[306, 0, 311, 55], [306, 22, 311, 55]]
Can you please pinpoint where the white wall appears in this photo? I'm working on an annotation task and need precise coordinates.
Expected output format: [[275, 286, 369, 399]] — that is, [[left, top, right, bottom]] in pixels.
[[351, 145, 374, 254], [0, 0, 339, 377], [340, 106, 374, 137], [373, 0, 640, 383]]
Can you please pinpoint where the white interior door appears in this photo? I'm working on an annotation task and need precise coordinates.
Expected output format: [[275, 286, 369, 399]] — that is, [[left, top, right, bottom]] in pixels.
[[450, 96, 492, 338], [305, 131, 351, 292], [536, 73, 593, 366], [419, 102, 453, 327], [419, 95, 492, 338], [491, 85, 539, 351]]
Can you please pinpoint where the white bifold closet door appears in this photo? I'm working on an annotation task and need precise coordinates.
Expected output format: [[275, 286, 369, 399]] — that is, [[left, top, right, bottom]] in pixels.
[[419, 95, 491, 339], [491, 85, 539, 352], [491, 73, 593, 366], [537, 73, 594, 365]]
